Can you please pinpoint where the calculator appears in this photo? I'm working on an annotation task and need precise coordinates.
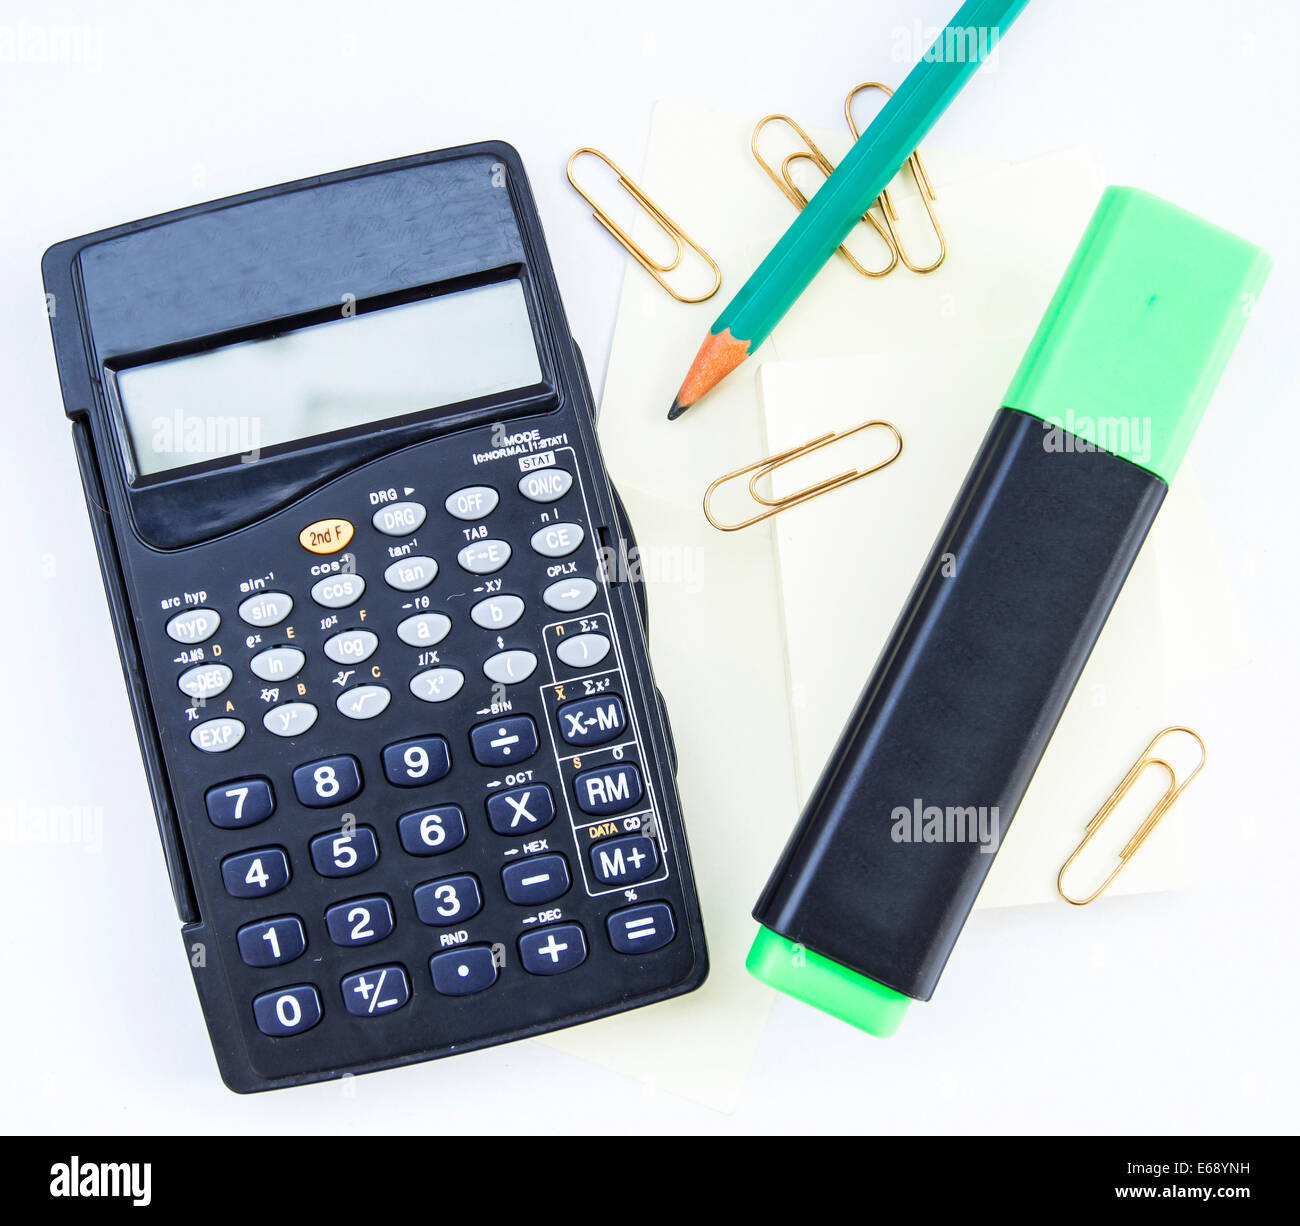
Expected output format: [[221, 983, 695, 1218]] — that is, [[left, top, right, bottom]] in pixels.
[[42, 142, 707, 1092]]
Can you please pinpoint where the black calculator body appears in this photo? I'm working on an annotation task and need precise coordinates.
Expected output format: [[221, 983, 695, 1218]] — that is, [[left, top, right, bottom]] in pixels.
[[42, 142, 707, 1092]]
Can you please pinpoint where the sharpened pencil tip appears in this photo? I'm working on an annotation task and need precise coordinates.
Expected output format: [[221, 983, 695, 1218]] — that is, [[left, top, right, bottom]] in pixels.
[[667, 396, 689, 421]]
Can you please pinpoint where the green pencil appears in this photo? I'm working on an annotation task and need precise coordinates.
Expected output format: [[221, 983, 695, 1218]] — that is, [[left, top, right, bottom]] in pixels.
[[668, 0, 1033, 420]]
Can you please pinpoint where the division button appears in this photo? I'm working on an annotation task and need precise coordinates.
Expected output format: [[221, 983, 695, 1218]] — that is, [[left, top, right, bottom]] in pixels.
[[341, 965, 409, 1017], [310, 573, 365, 609], [177, 662, 233, 701], [444, 486, 499, 521], [384, 555, 438, 591], [530, 523, 585, 558], [336, 684, 391, 720], [518, 469, 573, 503], [396, 613, 451, 648], [252, 985, 322, 1037], [322, 629, 378, 665], [469, 716, 539, 766], [555, 632, 611, 669], [298, 517, 354, 554], [429, 946, 498, 996], [573, 763, 643, 815], [221, 847, 291, 899], [237, 591, 293, 627], [482, 649, 537, 685], [190, 717, 245, 753], [502, 853, 570, 905], [470, 594, 525, 630], [262, 702, 318, 739], [237, 916, 306, 967], [249, 646, 306, 682], [519, 923, 588, 976], [557, 694, 626, 746], [606, 902, 676, 954], [485, 783, 556, 835], [413, 874, 482, 926], [371, 501, 427, 536], [589, 834, 659, 886], [205, 777, 275, 828], [542, 577, 598, 612], [409, 667, 464, 703], [166, 607, 220, 644], [457, 539, 512, 575]]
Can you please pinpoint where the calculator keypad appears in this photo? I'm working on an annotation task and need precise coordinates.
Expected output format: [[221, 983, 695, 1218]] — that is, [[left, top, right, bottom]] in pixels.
[[145, 436, 696, 1083]]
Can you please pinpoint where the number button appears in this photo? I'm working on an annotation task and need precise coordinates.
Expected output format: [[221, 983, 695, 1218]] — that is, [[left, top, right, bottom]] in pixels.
[[398, 806, 467, 857], [221, 847, 290, 899], [166, 608, 220, 644], [309, 826, 380, 878], [372, 501, 427, 536], [292, 755, 362, 807], [589, 834, 660, 886], [519, 923, 588, 975], [557, 694, 626, 746], [205, 778, 275, 829], [237, 916, 306, 967], [574, 763, 643, 815], [518, 469, 573, 503], [323, 629, 379, 665], [469, 716, 539, 766], [444, 485, 499, 521], [177, 662, 232, 701], [237, 591, 293, 627], [485, 783, 555, 835], [382, 736, 451, 786], [413, 874, 482, 926], [324, 896, 394, 947], [310, 573, 365, 609], [341, 965, 410, 1017], [429, 946, 498, 996], [253, 985, 322, 1037], [530, 523, 584, 558], [502, 853, 571, 905]]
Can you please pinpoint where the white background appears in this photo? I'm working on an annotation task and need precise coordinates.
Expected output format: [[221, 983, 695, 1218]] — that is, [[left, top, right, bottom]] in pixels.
[[1, 0, 1296, 1134]]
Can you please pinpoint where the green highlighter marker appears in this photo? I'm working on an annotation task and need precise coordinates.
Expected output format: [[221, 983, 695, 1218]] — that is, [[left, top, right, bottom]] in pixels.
[[748, 187, 1270, 1036]]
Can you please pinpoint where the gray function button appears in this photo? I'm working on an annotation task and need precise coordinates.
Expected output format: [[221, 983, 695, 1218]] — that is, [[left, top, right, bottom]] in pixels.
[[177, 662, 232, 700], [530, 523, 585, 559], [166, 607, 220, 644], [190, 717, 245, 753], [323, 629, 378, 665], [543, 577, 598, 613], [384, 555, 437, 592], [336, 685, 391, 720], [249, 647, 306, 682], [518, 468, 574, 503], [396, 613, 451, 648], [310, 573, 365, 609], [371, 501, 426, 536], [262, 702, 318, 738], [237, 590, 293, 627], [409, 668, 464, 704], [470, 594, 525, 630], [556, 633, 611, 669], [457, 540, 511, 575], [483, 650, 538, 685], [444, 485, 499, 521]]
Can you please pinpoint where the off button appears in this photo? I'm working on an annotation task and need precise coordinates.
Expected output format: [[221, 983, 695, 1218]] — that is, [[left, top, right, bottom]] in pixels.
[[299, 518, 354, 554]]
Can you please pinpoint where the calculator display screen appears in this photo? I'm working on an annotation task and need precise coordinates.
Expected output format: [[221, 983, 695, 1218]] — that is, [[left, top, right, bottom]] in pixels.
[[115, 279, 543, 477]]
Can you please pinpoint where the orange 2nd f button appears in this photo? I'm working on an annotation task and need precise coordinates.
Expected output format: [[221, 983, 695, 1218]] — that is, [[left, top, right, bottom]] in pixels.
[[298, 518, 354, 554]]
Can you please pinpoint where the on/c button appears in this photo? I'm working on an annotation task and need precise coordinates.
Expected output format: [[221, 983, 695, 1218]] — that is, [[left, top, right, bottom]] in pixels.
[[298, 518, 354, 554]]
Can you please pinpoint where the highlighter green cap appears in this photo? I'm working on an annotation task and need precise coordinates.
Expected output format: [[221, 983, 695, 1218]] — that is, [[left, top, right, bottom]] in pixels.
[[747, 188, 1269, 1038]]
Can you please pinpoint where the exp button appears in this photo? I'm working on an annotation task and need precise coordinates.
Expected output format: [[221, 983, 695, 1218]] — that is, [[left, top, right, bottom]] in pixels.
[[298, 518, 354, 554]]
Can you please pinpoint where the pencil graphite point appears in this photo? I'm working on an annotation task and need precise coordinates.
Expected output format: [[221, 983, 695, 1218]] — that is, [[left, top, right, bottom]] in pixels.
[[667, 327, 751, 420]]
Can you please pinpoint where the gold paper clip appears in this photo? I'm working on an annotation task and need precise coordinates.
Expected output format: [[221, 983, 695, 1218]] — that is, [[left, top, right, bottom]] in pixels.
[[1056, 726, 1207, 906], [565, 148, 721, 303], [845, 82, 946, 273], [750, 115, 898, 277], [703, 419, 902, 532]]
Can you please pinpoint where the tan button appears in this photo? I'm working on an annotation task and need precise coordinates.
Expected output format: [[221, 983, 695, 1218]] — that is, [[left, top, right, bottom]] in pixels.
[[298, 518, 354, 554]]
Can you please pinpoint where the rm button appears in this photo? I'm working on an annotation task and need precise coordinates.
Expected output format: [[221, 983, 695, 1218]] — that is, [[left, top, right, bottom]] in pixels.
[[299, 518, 354, 554]]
